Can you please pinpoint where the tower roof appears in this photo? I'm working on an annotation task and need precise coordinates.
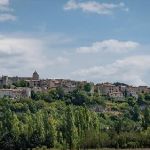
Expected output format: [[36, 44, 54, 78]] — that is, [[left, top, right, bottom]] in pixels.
[[32, 70, 39, 80], [33, 70, 38, 74]]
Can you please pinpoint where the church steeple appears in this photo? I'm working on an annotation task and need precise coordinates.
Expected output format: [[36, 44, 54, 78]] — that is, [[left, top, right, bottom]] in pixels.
[[32, 70, 39, 80]]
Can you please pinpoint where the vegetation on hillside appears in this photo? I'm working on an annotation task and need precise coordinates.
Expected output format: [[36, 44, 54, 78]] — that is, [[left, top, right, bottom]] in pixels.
[[0, 87, 150, 149]]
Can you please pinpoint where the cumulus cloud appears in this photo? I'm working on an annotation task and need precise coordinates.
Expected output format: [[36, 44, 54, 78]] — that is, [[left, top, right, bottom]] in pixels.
[[0, 0, 9, 6], [49, 57, 69, 65], [72, 55, 150, 86], [0, 0, 16, 22], [0, 13, 16, 21], [76, 39, 139, 54], [64, 0, 128, 15], [0, 34, 70, 75]]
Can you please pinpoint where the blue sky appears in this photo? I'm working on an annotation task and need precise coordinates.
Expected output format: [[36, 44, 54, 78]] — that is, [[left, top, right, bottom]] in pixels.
[[0, 0, 150, 86]]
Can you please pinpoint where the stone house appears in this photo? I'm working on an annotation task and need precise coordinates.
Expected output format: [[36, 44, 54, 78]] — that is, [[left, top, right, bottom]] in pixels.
[[96, 83, 124, 100], [137, 86, 150, 94], [96, 83, 119, 95], [126, 86, 138, 98], [0, 88, 31, 99]]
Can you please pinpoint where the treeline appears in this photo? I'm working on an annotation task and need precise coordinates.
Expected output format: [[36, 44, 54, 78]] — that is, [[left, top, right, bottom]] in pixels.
[[0, 88, 150, 149]]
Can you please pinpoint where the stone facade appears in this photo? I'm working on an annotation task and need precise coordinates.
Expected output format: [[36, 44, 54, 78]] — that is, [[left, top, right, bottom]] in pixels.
[[0, 71, 150, 100], [32, 71, 39, 80], [96, 83, 124, 100], [96, 82, 150, 100], [0, 88, 31, 99]]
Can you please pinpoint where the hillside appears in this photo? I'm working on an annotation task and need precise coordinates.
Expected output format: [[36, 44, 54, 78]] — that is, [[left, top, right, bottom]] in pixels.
[[0, 87, 150, 149]]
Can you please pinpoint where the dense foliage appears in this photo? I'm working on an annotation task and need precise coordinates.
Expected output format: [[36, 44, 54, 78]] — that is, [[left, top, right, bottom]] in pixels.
[[0, 88, 150, 149]]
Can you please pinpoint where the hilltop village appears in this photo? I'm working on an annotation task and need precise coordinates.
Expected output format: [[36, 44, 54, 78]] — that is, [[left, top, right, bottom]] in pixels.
[[0, 71, 149, 100], [1, 71, 150, 149]]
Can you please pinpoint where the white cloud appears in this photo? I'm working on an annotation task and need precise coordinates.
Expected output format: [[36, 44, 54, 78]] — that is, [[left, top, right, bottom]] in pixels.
[[49, 57, 69, 66], [64, 0, 78, 10], [76, 39, 139, 54], [0, 13, 16, 21], [0, 0, 9, 6], [0, 34, 70, 75], [64, 0, 128, 15], [0, 0, 16, 22], [72, 55, 150, 86]]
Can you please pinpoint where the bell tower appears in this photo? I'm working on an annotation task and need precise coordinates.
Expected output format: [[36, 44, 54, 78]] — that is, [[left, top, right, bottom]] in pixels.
[[32, 71, 39, 80]]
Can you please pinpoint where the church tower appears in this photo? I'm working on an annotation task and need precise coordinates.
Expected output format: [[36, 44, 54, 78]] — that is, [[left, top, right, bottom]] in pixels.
[[32, 71, 39, 80]]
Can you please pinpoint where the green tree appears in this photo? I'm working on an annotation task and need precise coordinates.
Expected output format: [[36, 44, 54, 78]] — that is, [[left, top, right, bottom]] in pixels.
[[128, 97, 136, 107], [143, 107, 150, 129], [132, 105, 141, 122], [137, 94, 145, 105], [84, 83, 92, 92], [13, 80, 28, 87], [64, 106, 78, 149]]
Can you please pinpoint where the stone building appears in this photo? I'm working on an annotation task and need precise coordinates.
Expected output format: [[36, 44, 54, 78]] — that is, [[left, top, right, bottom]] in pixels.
[[0, 76, 9, 87], [1, 71, 150, 100], [96, 83, 120, 95], [96, 83, 124, 100], [137, 86, 150, 94], [0, 88, 31, 99], [32, 71, 39, 80], [126, 86, 138, 98]]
